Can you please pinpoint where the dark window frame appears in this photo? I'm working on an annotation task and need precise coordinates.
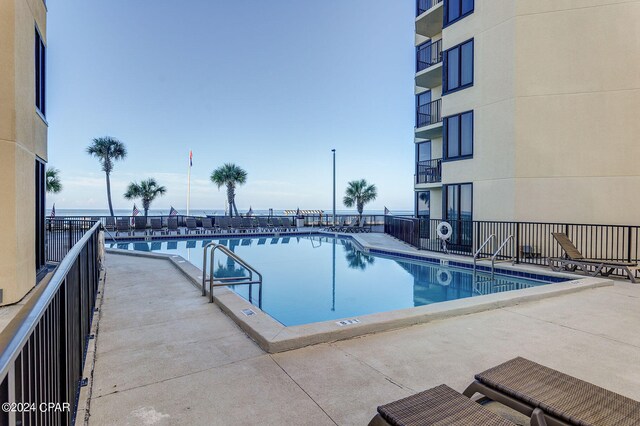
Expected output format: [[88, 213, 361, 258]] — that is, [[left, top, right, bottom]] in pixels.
[[443, 0, 474, 27], [443, 38, 474, 95], [443, 110, 474, 161], [35, 26, 46, 117], [415, 190, 431, 219], [35, 158, 46, 273], [415, 90, 432, 128]]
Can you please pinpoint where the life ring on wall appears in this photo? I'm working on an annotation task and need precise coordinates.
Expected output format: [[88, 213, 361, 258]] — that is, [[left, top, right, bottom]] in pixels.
[[436, 269, 452, 286], [436, 222, 453, 241]]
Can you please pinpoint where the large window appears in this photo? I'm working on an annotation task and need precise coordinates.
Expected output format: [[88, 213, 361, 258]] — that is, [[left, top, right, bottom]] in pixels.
[[444, 183, 473, 251], [444, 0, 474, 26], [35, 28, 46, 116], [35, 158, 46, 272], [416, 141, 432, 163], [444, 111, 473, 160], [415, 91, 432, 128], [443, 39, 473, 94], [416, 191, 431, 219]]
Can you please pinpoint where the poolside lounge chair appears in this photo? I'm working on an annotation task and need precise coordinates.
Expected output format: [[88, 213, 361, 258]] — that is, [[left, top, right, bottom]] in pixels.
[[185, 217, 200, 234], [369, 384, 515, 426], [462, 356, 640, 426], [270, 218, 282, 232], [150, 218, 164, 235], [105, 217, 116, 232], [281, 217, 292, 232], [356, 220, 371, 233], [339, 218, 358, 233], [257, 218, 271, 232], [167, 217, 180, 235], [230, 217, 244, 233], [202, 218, 215, 234], [241, 217, 255, 233], [116, 219, 130, 236], [549, 233, 639, 283], [132, 216, 147, 235], [217, 217, 231, 233]]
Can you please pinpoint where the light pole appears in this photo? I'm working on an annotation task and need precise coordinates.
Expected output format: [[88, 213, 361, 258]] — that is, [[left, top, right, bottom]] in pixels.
[[332, 149, 336, 226]]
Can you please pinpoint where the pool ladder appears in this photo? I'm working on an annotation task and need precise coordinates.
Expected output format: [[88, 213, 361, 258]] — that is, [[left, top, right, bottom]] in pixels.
[[202, 242, 263, 307], [473, 234, 515, 279]]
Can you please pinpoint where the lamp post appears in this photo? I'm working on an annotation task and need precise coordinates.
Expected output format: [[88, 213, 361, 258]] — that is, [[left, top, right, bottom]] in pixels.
[[332, 149, 336, 226]]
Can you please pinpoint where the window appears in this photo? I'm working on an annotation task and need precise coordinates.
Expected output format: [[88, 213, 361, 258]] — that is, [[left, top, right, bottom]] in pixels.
[[416, 191, 430, 219], [35, 28, 46, 116], [443, 111, 473, 160], [444, 183, 473, 251], [443, 39, 473, 94], [416, 141, 432, 163], [35, 159, 46, 272], [444, 0, 474, 26]]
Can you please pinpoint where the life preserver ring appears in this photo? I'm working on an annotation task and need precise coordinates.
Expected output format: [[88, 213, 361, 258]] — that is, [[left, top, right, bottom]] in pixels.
[[437, 222, 453, 240], [436, 269, 452, 286]]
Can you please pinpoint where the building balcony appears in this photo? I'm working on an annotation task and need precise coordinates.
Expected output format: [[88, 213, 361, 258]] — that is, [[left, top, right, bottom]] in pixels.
[[415, 98, 443, 139], [416, 0, 443, 38], [416, 158, 442, 184], [416, 39, 442, 89]]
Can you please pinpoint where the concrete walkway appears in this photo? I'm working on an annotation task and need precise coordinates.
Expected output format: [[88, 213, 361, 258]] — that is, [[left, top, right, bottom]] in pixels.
[[88, 253, 640, 426]]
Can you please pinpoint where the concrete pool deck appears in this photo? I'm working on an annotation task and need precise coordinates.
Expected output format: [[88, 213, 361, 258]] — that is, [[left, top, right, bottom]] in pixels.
[[85, 252, 640, 425]]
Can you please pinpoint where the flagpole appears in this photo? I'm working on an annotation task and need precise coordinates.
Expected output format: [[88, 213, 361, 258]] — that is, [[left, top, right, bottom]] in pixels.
[[187, 150, 191, 216]]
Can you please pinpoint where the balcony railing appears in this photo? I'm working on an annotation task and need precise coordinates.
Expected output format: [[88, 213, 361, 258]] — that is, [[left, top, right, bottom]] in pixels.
[[416, 98, 442, 128], [417, 0, 443, 16], [416, 158, 442, 184], [417, 39, 442, 72]]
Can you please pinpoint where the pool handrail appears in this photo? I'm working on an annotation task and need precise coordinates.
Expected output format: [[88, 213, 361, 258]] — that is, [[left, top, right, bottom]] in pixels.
[[473, 234, 496, 273]]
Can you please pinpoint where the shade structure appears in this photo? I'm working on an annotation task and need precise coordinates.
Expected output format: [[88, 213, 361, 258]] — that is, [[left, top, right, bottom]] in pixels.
[[283, 210, 324, 215]]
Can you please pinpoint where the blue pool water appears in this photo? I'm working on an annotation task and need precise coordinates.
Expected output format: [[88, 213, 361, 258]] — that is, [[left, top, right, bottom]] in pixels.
[[112, 235, 564, 326]]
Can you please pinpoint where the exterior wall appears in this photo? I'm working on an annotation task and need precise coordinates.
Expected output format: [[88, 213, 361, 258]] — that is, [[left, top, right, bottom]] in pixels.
[[0, 0, 48, 305], [512, 0, 640, 224], [416, 0, 640, 225]]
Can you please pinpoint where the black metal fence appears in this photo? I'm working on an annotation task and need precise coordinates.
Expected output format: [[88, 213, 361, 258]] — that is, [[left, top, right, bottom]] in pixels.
[[416, 158, 442, 184], [417, 0, 443, 15], [47, 219, 97, 262], [0, 221, 101, 425], [417, 39, 442, 72], [385, 216, 640, 268], [417, 98, 442, 128]]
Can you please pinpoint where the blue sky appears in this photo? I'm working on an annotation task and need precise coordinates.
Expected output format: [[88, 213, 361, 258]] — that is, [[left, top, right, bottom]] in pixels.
[[46, 0, 416, 212]]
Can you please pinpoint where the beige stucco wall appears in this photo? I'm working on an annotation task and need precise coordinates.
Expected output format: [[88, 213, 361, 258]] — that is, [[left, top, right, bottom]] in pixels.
[[0, 0, 47, 305], [418, 0, 640, 225]]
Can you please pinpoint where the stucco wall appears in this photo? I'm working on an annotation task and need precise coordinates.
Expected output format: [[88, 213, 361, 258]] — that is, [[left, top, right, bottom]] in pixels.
[[0, 0, 48, 305]]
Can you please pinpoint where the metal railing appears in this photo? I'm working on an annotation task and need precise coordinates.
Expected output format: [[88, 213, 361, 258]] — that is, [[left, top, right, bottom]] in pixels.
[[384, 216, 640, 277], [416, 98, 442, 128], [202, 243, 263, 306], [0, 221, 101, 425], [417, 39, 443, 72], [417, 0, 443, 16], [46, 218, 97, 262], [416, 158, 442, 184]]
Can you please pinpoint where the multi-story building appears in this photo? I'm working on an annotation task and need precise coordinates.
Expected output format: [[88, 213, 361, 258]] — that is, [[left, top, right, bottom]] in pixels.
[[0, 0, 48, 305], [414, 0, 640, 226]]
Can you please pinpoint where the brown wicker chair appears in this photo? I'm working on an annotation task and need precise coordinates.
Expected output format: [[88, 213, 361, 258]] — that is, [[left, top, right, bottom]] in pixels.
[[463, 357, 640, 426]]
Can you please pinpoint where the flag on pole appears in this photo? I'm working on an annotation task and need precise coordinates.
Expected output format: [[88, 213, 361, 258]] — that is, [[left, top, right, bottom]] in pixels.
[[384, 206, 390, 215], [169, 206, 178, 216], [132, 204, 140, 216], [50, 204, 56, 219], [296, 207, 300, 217], [189, 150, 193, 167]]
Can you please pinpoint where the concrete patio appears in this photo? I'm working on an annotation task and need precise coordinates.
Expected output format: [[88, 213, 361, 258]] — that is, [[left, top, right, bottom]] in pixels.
[[85, 252, 640, 425]]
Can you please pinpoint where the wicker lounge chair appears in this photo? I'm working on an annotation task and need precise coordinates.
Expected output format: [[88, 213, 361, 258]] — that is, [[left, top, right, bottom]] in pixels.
[[463, 356, 640, 426], [217, 217, 231, 233], [167, 217, 180, 235], [202, 218, 215, 234], [115, 219, 130, 236], [133, 216, 147, 235], [369, 384, 515, 426], [105, 217, 116, 232], [150, 218, 164, 235], [257, 218, 271, 232], [185, 217, 200, 234], [270, 218, 282, 232], [549, 233, 639, 283], [281, 217, 292, 232], [339, 218, 358, 233]]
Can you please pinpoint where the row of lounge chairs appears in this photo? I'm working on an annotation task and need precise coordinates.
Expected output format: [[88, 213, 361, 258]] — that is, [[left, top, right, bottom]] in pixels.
[[108, 217, 301, 236], [324, 218, 371, 233], [370, 356, 640, 425]]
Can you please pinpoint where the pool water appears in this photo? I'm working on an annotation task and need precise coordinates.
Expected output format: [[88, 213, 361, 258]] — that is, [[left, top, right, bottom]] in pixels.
[[112, 236, 561, 326]]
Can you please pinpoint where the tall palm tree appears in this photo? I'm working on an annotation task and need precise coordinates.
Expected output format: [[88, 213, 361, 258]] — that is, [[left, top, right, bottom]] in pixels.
[[45, 167, 62, 194], [343, 179, 378, 223], [86, 136, 127, 216], [123, 178, 167, 217], [210, 163, 247, 217]]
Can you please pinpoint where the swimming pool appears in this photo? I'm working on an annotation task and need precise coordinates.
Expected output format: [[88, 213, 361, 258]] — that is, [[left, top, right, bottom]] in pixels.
[[111, 235, 567, 326]]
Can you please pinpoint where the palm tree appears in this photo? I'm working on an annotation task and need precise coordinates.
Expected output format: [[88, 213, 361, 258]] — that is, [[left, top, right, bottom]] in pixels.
[[45, 167, 62, 194], [343, 179, 378, 223], [210, 163, 247, 217], [86, 136, 127, 217], [123, 178, 167, 217]]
